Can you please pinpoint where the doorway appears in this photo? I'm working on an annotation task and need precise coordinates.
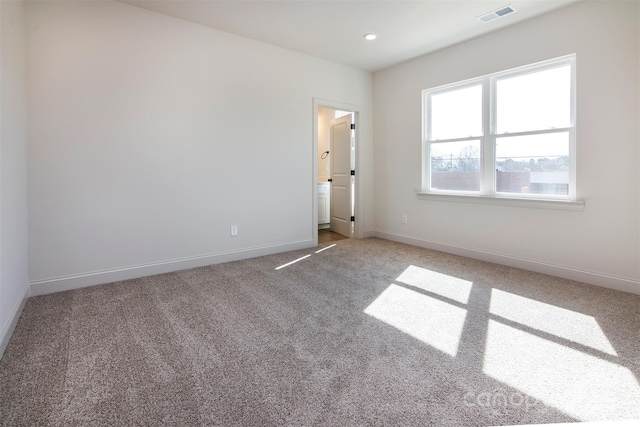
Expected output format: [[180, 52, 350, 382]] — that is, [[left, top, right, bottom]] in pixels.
[[317, 228, 350, 244], [316, 105, 356, 240]]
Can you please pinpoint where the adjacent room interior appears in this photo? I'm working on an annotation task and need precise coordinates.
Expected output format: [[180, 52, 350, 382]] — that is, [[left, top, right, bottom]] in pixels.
[[1, 0, 639, 425]]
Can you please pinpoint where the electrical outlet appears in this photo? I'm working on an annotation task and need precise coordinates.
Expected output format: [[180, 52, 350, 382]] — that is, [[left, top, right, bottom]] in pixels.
[[402, 215, 408, 224], [230, 225, 238, 237]]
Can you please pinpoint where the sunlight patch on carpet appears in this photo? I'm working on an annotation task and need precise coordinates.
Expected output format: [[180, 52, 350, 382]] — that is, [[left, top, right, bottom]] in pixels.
[[275, 254, 311, 270], [364, 283, 467, 356], [396, 265, 473, 304], [489, 289, 617, 356], [315, 244, 336, 253], [483, 320, 640, 421]]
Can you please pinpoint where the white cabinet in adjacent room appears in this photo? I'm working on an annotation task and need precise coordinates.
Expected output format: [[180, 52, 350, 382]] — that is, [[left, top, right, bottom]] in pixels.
[[318, 182, 330, 228]]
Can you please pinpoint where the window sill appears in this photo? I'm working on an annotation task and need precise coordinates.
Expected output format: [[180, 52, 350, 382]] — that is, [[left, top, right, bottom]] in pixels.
[[416, 192, 585, 211]]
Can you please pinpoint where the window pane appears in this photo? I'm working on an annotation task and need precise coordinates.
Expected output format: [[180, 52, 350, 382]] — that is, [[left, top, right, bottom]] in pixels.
[[430, 140, 481, 192], [430, 85, 482, 140], [496, 132, 569, 196], [496, 65, 571, 134]]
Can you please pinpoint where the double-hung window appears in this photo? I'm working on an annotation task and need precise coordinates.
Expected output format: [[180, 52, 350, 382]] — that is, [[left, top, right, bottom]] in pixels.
[[422, 54, 576, 201]]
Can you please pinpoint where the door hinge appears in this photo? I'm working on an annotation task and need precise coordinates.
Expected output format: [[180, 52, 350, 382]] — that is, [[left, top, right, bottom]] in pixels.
[[351, 170, 355, 176], [351, 216, 355, 222], [350, 123, 355, 130]]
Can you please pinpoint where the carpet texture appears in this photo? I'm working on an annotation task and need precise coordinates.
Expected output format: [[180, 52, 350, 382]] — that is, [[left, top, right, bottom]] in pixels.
[[1, 238, 639, 426]]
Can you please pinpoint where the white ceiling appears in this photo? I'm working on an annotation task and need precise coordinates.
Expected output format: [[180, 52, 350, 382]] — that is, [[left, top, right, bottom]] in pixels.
[[117, 0, 580, 72]]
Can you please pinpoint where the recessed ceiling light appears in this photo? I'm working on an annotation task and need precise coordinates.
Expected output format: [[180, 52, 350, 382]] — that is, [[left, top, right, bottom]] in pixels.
[[364, 33, 377, 41]]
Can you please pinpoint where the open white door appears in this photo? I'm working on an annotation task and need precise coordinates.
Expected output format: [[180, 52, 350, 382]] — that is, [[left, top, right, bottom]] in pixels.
[[329, 114, 353, 237]]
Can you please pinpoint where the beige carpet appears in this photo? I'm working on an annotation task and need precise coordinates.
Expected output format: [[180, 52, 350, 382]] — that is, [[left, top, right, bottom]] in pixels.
[[1, 238, 639, 426]]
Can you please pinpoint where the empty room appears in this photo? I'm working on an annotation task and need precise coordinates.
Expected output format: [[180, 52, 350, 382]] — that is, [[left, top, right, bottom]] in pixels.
[[1, 0, 639, 425]]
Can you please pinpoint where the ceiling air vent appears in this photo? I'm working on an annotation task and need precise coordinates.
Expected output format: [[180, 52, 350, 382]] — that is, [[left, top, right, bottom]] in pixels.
[[477, 5, 516, 23]]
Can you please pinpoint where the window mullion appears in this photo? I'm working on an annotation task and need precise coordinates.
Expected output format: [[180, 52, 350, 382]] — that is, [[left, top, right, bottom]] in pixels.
[[423, 93, 430, 191], [481, 76, 494, 196]]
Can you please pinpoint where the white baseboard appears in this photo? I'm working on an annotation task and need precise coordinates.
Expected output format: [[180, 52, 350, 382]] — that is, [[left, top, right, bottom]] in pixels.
[[0, 284, 30, 360], [373, 230, 640, 295], [362, 229, 376, 238], [30, 239, 315, 296]]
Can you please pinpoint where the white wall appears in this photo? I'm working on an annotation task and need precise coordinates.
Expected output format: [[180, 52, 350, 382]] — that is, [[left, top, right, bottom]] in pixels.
[[27, 0, 373, 294], [373, 0, 640, 293], [0, 0, 29, 357]]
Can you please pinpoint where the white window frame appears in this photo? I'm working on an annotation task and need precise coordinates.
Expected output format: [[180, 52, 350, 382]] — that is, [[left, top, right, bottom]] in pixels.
[[421, 54, 580, 208]]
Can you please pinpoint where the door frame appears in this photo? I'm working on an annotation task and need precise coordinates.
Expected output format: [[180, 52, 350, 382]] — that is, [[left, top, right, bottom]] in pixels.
[[312, 98, 364, 245]]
